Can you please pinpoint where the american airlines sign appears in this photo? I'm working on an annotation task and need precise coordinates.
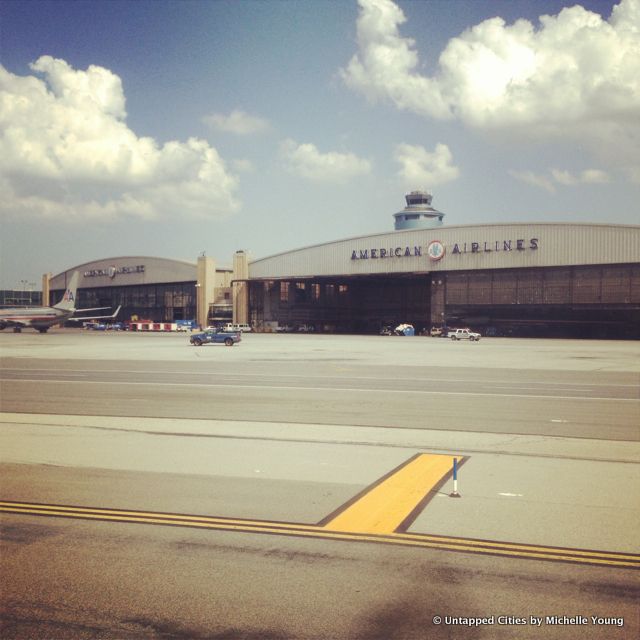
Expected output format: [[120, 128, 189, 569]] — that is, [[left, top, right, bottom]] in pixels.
[[84, 265, 145, 278], [350, 238, 539, 262]]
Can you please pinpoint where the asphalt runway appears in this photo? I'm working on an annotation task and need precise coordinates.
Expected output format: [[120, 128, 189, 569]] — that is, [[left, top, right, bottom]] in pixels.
[[1, 330, 639, 638]]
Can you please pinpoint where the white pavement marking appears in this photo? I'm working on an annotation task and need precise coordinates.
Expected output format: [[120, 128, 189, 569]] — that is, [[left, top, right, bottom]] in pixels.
[[2, 377, 637, 402]]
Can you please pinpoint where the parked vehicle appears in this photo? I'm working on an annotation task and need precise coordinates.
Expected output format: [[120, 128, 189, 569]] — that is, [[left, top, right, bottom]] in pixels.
[[448, 328, 481, 341], [222, 323, 252, 332], [430, 326, 448, 337], [190, 328, 241, 346]]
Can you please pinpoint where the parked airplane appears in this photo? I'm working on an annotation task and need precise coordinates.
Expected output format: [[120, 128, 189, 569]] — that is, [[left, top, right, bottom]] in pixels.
[[0, 272, 121, 333]]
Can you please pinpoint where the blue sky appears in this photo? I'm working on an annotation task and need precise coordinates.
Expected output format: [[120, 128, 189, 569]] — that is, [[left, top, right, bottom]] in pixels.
[[1, 0, 638, 288]]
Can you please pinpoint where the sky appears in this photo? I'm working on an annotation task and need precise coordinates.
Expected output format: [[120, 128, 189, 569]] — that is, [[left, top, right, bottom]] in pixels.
[[1, 0, 638, 289]]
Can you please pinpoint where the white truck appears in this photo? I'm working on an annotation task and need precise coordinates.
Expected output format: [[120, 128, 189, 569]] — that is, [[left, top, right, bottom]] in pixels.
[[448, 328, 481, 341]]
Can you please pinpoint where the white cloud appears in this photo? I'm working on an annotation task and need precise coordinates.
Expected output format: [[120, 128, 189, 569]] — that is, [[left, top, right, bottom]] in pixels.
[[203, 109, 271, 135], [340, 0, 450, 119], [0, 56, 240, 221], [344, 0, 640, 129], [279, 139, 372, 183], [342, 0, 640, 176], [509, 170, 557, 193], [393, 143, 459, 187], [551, 168, 611, 185], [510, 167, 611, 192]]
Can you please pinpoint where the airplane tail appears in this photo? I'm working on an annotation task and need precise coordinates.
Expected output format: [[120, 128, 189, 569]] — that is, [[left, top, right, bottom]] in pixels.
[[53, 271, 79, 311]]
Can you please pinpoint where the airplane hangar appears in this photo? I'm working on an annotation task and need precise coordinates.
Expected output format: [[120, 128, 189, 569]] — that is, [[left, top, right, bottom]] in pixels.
[[45, 193, 640, 338], [245, 221, 640, 338], [245, 193, 640, 338], [48, 255, 236, 329]]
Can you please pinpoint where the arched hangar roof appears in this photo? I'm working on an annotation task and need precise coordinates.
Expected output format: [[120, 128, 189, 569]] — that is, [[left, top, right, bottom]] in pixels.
[[50, 256, 196, 289], [249, 223, 640, 280]]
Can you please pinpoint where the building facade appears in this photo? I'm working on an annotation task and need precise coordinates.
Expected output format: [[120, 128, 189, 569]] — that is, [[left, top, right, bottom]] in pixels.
[[245, 219, 640, 338], [48, 256, 234, 328], [41, 195, 640, 338]]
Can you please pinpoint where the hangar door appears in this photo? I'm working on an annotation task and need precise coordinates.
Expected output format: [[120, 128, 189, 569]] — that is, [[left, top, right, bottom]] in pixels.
[[249, 276, 430, 333]]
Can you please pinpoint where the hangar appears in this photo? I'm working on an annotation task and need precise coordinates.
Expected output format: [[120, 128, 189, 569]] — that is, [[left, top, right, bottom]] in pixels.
[[47, 255, 242, 329], [44, 192, 639, 338], [243, 193, 640, 338]]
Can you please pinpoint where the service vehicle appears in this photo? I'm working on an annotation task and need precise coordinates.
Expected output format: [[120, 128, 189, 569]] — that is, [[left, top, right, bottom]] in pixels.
[[190, 328, 241, 347], [448, 328, 481, 341], [222, 323, 252, 332]]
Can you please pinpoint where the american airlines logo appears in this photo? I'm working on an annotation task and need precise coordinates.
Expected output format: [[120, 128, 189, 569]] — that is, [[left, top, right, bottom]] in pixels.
[[350, 238, 539, 262], [84, 265, 145, 278]]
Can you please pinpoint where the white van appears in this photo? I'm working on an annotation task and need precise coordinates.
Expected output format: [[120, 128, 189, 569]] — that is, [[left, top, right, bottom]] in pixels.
[[222, 323, 252, 333]]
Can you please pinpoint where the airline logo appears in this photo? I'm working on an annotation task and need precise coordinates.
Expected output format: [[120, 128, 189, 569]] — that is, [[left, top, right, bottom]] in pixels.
[[427, 240, 446, 261], [62, 289, 75, 303]]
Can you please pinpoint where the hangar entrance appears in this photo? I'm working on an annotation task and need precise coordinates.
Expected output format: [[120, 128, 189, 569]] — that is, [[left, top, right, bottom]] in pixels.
[[249, 275, 431, 333], [247, 264, 640, 338]]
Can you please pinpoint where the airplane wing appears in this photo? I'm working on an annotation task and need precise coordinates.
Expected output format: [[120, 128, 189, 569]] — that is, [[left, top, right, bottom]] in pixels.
[[68, 305, 122, 322]]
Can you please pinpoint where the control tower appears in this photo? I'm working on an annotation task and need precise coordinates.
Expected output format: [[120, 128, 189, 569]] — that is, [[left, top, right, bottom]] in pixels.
[[393, 191, 444, 230]]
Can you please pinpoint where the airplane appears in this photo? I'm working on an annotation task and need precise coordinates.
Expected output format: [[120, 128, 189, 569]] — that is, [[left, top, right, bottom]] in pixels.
[[0, 271, 121, 333]]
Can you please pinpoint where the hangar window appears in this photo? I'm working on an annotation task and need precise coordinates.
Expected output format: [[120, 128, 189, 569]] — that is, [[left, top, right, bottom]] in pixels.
[[339, 284, 349, 295], [325, 284, 336, 301], [280, 282, 290, 302], [311, 284, 320, 300], [295, 282, 307, 303]]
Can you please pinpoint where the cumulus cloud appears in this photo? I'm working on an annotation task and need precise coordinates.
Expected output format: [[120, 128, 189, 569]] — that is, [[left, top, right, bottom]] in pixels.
[[342, 0, 640, 176], [203, 109, 271, 135], [343, 0, 640, 128], [340, 0, 450, 119], [0, 56, 240, 221], [279, 139, 372, 183], [510, 167, 612, 192], [393, 143, 459, 187]]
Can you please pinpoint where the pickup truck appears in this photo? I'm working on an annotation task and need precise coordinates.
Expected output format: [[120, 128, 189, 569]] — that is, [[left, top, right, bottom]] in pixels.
[[190, 328, 241, 347], [448, 328, 481, 341]]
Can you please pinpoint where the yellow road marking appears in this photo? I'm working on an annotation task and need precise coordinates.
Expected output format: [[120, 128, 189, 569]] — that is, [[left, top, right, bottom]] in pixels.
[[1, 501, 638, 569], [322, 453, 456, 534]]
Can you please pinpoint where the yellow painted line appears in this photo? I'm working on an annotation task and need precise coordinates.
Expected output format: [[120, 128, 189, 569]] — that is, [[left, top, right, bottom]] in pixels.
[[322, 453, 456, 534], [1, 501, 638, 569], [0, 500, 313, 530], [396, 532, 640, 562]]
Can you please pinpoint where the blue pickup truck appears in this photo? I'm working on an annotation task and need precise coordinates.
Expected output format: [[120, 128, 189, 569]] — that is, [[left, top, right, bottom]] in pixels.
[[189, 328, 241, 347]]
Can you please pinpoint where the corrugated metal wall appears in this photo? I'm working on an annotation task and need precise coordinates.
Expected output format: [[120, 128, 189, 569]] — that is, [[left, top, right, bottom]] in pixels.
[[446, 265, 640, 306], [249, 224, 640, 279]]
